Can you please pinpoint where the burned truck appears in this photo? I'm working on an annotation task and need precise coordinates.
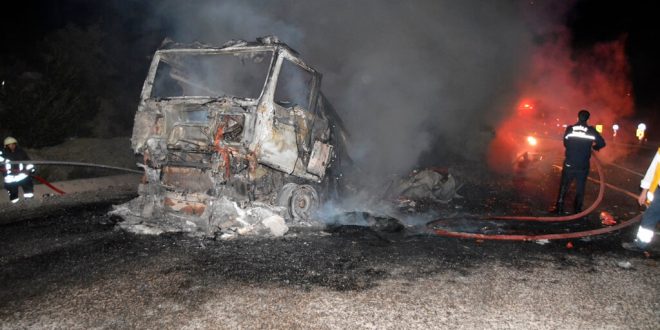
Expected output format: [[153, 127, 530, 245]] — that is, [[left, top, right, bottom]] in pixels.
[[116, 36, 349, 236]]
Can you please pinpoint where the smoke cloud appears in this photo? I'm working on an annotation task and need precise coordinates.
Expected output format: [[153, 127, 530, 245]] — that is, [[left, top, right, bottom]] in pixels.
[[488, 1, 635, 172], [136, 1, 637, 187], [144, 0, 531, 184]]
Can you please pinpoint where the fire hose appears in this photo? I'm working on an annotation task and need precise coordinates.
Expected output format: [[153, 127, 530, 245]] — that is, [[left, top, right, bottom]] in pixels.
[[3, 160, 143, 195], [428, 153, 643, 241]]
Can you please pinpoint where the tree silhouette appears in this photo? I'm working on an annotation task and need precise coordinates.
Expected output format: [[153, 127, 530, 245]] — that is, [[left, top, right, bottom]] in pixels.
[[1, 24, 107, 147]]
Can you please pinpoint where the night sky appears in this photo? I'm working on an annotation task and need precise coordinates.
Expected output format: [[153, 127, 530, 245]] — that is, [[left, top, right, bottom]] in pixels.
[[1, 0, 659, 145], [567, 0, 659, 126]]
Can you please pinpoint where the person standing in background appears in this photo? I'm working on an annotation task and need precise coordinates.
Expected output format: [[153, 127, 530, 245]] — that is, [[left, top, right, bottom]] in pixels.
[[623, 147, 660, 252], [552, 109, 606, 215], [2, 136, 35, 203]]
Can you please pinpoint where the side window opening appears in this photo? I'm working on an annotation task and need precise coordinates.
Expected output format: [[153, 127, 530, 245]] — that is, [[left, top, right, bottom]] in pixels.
[[152, 62, 183, 97], [274, 60, 313, 110]]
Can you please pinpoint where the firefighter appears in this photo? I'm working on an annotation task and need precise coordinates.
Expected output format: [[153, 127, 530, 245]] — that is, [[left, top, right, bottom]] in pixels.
[[553, 110, 606, 214], [3, 137, 35, 203], [623, 147, 660, 252]]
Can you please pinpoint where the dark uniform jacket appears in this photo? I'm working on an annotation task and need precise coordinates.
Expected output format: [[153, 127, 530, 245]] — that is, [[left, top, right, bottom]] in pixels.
[[3, 146, 31, 174], [562, 121, 606, 169]]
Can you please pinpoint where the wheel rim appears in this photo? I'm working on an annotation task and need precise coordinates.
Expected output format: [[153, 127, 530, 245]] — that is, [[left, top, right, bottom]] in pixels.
[[290, 185, 319, 220]]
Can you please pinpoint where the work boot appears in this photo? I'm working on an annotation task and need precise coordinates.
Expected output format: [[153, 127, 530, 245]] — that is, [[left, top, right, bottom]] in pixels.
[[549, 203, 564, 215], [574, 202, 583, 215], [622, 240, 647, 253]]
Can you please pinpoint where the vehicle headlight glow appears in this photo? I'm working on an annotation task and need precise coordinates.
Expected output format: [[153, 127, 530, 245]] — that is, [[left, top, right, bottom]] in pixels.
[[526, 136, 538, 147]]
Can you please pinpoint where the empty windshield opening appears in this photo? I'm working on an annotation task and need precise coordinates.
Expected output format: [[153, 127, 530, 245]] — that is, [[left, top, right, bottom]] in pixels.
[[151, 51, 273, 99]]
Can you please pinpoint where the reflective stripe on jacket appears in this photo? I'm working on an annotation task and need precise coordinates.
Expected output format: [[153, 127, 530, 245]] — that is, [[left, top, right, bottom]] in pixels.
[[563, 122, 606, 169]]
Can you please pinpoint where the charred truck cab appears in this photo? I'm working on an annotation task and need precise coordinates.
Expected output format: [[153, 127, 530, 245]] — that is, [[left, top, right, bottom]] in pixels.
[[124, 36, 348, 235]]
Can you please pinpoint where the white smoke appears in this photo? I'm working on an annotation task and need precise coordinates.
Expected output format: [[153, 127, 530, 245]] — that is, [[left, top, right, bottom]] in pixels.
[[146, 0, 532, 184]]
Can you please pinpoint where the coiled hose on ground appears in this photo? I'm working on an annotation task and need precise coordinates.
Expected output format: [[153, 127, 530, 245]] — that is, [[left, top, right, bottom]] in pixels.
[[428, 153, 642, 241]]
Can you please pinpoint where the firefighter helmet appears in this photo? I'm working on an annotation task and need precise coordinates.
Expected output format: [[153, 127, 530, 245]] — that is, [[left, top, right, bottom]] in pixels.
[[4, 136, 18, 146]]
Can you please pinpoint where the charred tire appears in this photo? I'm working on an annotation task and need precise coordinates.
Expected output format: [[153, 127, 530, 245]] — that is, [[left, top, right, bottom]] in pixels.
[[276, 183, 298, 213], [277, 183, 319, 221]]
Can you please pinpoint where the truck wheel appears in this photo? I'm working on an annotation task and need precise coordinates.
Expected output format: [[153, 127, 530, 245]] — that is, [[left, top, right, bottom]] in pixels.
[[290, 184, 319, 220], [277, 183, 319, 221]]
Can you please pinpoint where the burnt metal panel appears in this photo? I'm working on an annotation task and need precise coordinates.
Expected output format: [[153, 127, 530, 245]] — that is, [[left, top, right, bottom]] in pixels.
[[162, 166, 214, 193]]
